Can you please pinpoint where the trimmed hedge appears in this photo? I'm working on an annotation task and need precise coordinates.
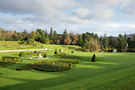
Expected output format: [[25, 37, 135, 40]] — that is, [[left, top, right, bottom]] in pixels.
[[55, 60, 80, 64], [16, 60, 78, 72], [0, 61, 15, 67], [2, 56, 18, 61], [35, 62, 72, 72], [16, 64, 35, 70], [57, 53, 81, 59], [1, 56, 20, 63]]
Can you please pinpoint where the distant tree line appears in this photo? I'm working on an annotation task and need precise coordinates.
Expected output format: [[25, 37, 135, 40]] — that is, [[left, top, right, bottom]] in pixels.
[[0, 27, 135, 52]]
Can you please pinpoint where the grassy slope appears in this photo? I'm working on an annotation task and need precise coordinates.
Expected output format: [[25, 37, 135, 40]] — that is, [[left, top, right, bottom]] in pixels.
[[0, 44, 135, 90], [0, 41, 81, 51]]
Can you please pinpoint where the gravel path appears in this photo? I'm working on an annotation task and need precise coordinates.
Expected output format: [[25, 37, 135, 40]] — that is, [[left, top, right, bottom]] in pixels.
[[0, 49, 48, 52]]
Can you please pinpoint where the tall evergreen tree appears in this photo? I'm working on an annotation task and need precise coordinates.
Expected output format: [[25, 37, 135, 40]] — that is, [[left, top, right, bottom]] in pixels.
[[44, 30, 50, 44], [53, 30, 58, 44], [103, 34, 109, 50], [49, 27, 54, 44], [118, 34, 126, 52], [62, 29, 67, 44]]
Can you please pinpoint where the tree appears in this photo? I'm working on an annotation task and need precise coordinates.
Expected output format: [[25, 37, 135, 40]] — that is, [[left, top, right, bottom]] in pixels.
[[62, 29, 67, 44], [70, 34, 78, 45], [109, 36, 115, 49], [82, 39, 91, 51], [53, 30, 58, 44], [78, 35, 83, 46], [1, 30, 5, 41], [118, 34, 126, 52], [103, 34, 109, 50], [44, 30, 50, 44], [49, 27, 54, 44], [27, 38, 35, 44], [94, 34, 98, 39], [64, 34, 72, 45]]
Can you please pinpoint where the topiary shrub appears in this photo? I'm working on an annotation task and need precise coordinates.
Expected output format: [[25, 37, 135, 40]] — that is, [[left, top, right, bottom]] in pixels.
[[34, 51, 37, 54], [54, 49, 57, 54], [19, 52, 26, 57], [91, 54, 96, 62], [71, 51, 74, 53], [43, 54, 47, 58]]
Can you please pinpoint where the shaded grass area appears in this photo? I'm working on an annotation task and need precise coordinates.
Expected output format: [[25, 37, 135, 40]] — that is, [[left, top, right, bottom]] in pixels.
[[0, 45, 135, 90]]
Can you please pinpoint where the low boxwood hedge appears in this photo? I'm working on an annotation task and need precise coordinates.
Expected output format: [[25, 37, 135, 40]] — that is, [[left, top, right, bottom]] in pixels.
[[16, 60, 76, 72], [35, 62, 72, 72], [57, 53, 81, 59], [0, 61, 15, 67]]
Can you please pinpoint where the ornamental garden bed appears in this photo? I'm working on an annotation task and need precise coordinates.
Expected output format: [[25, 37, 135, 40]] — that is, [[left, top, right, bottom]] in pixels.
[[16, 60, 79, 72]]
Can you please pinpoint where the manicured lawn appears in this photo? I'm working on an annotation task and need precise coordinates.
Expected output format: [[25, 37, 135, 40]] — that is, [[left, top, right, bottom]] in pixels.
[[0, 45, 135, 90]]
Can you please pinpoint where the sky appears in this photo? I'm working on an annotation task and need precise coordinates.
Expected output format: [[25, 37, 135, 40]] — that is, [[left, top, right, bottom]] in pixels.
[[0, 0, 135, 36]]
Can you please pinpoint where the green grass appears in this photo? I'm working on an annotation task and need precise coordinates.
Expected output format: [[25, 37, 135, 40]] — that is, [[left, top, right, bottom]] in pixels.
[[0, 44, 135, 90]]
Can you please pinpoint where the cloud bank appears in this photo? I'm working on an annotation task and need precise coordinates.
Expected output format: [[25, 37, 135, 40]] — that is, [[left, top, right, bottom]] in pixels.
[[0, 0, 135, 36]]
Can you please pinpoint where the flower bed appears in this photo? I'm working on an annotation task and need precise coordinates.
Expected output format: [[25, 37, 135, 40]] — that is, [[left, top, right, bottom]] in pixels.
[[16, 60, 76, 72]]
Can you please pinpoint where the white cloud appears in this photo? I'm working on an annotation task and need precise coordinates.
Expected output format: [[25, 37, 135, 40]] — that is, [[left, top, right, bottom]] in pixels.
[[0, 0, 135, 36]]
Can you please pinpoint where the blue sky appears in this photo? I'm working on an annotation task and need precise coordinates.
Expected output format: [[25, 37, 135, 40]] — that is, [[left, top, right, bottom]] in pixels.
[[0, 0, 135, 36]]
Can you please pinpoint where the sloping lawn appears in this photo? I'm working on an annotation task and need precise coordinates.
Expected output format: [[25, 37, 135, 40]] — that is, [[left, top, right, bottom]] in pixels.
[[0, 46, 135, 90]]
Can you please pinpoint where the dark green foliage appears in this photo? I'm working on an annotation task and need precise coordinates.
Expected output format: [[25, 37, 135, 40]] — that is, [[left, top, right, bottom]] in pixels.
[[19, 52, 26, 57], [0, 26, 134, 52], [91, 54, 96, 62], [53, 30, 58, 44], [0, 61, 15, 67], [34, 51, 37, 54], [16, 61, 74, 72], [118, 34, 126, 52], [58, 53, 81, 59], [16, 63, 35, 70], [35, 61, 72, 72], [43, 54, 47, 58], [2, 56, 19, 63], [56, 60, 80, 64], [71, 51, 74, 53], [54, 49, 57, 54]]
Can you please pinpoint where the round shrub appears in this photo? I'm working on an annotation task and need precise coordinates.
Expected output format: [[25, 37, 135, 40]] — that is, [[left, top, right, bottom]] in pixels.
[[91, 54, 96, 62], [43, 54, 47, 58], [19, 52, 26, 57], [34, 51, 37, 54], [71, 51, 74, 53]]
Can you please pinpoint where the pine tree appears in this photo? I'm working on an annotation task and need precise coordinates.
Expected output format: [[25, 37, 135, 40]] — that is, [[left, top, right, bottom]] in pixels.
[[62, 29, 67, 44], [49, 27, 54, 44], [53, 30, 58, 44], [44, 30, 50, 44]]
